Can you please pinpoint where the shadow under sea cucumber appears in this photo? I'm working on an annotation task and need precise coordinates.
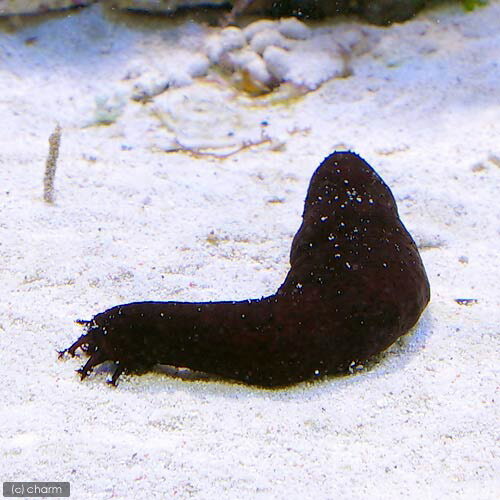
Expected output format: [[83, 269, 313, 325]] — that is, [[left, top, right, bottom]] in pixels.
[[60, 151, 430, 387]]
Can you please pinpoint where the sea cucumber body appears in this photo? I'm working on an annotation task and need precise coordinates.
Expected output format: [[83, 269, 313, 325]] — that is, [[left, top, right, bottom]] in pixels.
[[62, 152, 430, 386]]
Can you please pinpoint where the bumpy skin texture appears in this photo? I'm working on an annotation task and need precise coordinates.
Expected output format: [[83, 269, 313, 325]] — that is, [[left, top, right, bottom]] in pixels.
[[60, 152, 430, 387]]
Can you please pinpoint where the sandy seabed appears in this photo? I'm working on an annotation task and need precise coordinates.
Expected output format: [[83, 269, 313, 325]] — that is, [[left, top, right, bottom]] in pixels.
[[0, 2, 499, 499]]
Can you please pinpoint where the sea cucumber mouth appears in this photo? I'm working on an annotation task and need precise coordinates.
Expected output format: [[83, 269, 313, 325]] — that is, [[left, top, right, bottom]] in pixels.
[[58, 320, 101, 362]]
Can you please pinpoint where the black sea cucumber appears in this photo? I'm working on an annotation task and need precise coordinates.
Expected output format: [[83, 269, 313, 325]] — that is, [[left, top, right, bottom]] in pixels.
[[60, 151, 430, 387]]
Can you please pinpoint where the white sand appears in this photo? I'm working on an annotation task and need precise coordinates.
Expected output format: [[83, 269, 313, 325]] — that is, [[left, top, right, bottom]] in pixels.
[[0, 3, 499, 499]]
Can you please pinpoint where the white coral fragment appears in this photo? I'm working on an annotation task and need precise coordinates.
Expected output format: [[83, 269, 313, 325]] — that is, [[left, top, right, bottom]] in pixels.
[[278, 17, 312, 40], [226, 49, 273, 86], [206, 26, 246, 62], [243, 19, 278, 42], [250, 29, 292, 55], [263, 46, 344, 90]]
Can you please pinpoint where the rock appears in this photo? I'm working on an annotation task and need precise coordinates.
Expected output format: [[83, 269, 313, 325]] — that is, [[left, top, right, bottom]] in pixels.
[[111, 0, 228, 14], [0, 0, 436, 24], [267, 0, 345, 19], [356, 0, 427, 25], [0, 0, 93, 16], [243, 0, 429, 24]]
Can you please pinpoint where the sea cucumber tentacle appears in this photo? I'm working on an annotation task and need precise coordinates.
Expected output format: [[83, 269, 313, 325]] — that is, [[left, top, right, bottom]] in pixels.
[[61, 151, 430, 386], [76, 350, 107, 380]]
